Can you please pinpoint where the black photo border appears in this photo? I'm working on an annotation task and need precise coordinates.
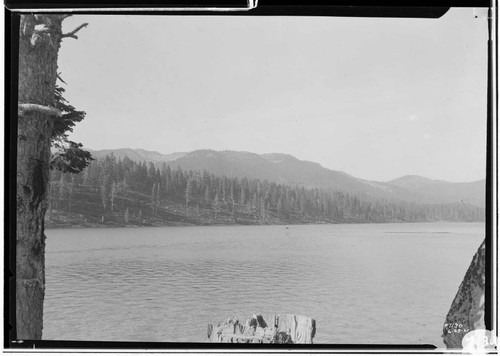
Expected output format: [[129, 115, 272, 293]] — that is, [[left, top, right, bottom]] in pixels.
[[4, 0, 497, 352]]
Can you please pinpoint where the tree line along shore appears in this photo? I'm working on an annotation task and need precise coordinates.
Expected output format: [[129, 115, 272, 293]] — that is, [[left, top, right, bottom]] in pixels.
[[46, 154, 485, 228]]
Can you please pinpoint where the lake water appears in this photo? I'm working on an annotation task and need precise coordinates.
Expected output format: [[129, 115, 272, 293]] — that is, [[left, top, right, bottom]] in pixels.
[[43, 222, 484, 346]]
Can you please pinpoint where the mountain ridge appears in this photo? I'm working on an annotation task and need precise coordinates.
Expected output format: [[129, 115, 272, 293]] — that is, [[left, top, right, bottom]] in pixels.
[[87, 148, 188, 163], [86, 147, 485, 208]]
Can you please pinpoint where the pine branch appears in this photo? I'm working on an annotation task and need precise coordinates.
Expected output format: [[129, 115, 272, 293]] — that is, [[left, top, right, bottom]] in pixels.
[[61, 23, 88, 39]]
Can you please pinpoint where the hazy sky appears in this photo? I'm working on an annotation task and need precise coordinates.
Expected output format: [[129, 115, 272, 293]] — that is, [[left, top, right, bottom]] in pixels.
[[58, 8, 487, 182]]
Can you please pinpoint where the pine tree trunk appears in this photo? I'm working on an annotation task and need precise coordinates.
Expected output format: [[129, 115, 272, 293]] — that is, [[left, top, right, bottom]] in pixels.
[[17, 14, 64, 340]]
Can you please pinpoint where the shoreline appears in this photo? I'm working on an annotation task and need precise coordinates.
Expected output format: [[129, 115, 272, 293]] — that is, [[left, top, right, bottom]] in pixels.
[[45, 219, 485, 230]]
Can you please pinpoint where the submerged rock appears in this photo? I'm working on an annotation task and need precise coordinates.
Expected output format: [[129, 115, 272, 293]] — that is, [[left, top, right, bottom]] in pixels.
[[442, 239, 485, 348]]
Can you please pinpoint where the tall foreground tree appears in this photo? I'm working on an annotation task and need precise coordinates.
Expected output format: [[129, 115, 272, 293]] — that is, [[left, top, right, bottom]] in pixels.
[[16, 14, 88, 340]]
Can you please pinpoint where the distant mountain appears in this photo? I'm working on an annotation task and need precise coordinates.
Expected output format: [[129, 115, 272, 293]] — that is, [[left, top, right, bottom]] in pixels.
[[87, 148, 187, 163], [387, 175, 485, 208], [170, 149, 384, 197], [87, 148, 485, 208]]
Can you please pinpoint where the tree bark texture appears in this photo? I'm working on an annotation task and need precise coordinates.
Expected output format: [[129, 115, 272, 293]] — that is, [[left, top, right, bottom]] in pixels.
[[17, 14, 64, 340]]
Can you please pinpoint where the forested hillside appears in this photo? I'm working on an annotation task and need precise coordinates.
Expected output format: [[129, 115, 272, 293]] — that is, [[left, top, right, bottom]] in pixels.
[[89, 148, 486, 207], [46, 154, 485, 228]]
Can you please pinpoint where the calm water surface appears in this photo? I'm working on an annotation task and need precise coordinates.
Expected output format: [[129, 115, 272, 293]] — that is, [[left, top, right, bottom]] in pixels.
[[44, 222, 484, 346]]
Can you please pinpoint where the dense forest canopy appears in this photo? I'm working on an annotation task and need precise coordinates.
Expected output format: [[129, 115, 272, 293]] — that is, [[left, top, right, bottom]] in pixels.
[[47, 154, 485, 228]]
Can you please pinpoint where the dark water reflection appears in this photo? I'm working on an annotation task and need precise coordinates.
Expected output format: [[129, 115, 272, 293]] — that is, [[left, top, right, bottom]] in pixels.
[[44, 223, 484, 346]]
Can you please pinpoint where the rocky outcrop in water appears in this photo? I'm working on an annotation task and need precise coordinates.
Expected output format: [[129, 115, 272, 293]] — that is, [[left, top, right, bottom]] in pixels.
[[207, 314, 315, 343], [442, 239, 485, 348]]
